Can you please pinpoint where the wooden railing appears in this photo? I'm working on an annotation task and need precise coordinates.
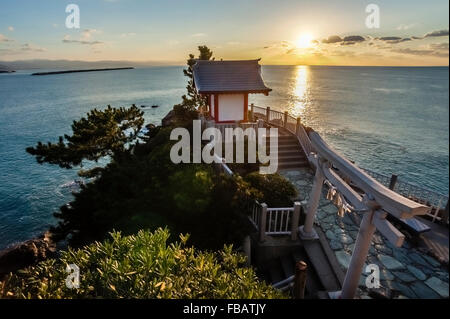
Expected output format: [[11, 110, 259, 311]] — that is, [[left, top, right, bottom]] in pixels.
[[250, 104, 315, 163], [363, 168, 449, 223], [250, 201, 301, 241], [200, 115, 260, 139]]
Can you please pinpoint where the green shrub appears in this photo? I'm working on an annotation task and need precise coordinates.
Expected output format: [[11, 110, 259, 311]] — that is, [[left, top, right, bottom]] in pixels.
[[244, 172, 297, 207], [0, 229, 285, 299]]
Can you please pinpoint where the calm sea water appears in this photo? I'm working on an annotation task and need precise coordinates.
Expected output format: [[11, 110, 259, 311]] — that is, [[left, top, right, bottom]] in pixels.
[[0, 66, 448, 249]]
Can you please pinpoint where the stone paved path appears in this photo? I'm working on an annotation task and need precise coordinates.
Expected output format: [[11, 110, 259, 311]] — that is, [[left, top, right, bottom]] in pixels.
[[280, 168, 449, 299]]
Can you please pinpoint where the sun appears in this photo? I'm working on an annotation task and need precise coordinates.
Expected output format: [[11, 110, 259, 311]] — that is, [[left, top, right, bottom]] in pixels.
[[295, 33, 314, 49]]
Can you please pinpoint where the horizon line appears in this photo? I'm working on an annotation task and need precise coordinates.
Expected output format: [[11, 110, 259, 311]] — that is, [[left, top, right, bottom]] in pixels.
[[1, 59, 449, 69]]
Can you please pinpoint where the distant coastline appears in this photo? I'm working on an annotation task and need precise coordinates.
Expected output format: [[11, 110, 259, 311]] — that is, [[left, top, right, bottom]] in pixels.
[[0, 64, 15, 73], [31, 67, 134, 76]]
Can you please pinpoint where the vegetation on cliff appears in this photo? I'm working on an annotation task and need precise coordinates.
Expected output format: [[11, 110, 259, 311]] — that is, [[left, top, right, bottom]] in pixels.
[[1, 229, 285, 299]]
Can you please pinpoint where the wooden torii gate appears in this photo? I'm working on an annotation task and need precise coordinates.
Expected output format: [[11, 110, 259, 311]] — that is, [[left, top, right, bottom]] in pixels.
[[299, 131, 430, 299]]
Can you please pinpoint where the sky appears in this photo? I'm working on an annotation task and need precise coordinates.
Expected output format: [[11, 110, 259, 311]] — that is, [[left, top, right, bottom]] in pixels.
[[0, 0, 449, 66]]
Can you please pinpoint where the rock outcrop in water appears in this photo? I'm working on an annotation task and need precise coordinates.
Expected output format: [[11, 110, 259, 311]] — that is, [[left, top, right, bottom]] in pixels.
[[0, 231, 56, 278]]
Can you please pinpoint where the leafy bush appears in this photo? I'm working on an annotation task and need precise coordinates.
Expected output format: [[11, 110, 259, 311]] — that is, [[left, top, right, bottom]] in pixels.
[[244, 172, 298, 207], [0, 229, 284, 299]]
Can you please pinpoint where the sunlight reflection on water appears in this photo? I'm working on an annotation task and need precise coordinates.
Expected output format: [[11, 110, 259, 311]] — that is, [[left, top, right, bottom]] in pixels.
[[289, 66, 310, 118]]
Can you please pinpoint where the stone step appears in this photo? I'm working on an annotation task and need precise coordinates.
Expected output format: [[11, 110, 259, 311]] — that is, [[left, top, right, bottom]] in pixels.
[[277, 144, 301, 151], [277, 142, 300, 148], [272, 149, 305, 156], [277, 154, 306, 161], [261, 139, 297, 145], [267, 259, 284, 284], [264, 140, 299, 146], [280, 255, 295, 278], [262, 130, 292, 137], [278, 158, 308, 164], [303, 239, 341, 292], [278, 160, 309, 169], [265, 135, 297, 140]]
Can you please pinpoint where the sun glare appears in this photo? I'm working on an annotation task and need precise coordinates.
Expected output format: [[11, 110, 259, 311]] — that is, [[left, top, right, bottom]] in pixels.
[[295, 34, 314, 49]]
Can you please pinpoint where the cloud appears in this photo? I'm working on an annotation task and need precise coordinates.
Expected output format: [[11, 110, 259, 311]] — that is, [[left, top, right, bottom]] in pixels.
[[330, 50, 356, 57], [340, 35, 366, 45], [21, 43, 46, 52], [379, 36, 401, 41], [262, 40, 298, 54], [81, 29, 101, 40], [378, 36, 412, 44], [0, 48, 15, 55], [396, 24, 416, 31], [227, 41, 241, 45], [429, 42, 449, 50], [424, 29, 449, 38], [8, 26, 14, 32], [62, 30, 104, 45], [166, 39, 179, 46], [191, 33, 207, 37], [391, 47, 448, 58], [0, 33, 13, 42], [321, 35, 342, 44], [263, 30, 448, 63], [343, 35, 366, 42], [63, 35, 104, 45], [120, 32, 136, 38], [286, 48, 296, 54], [404, 30, 449, 41]]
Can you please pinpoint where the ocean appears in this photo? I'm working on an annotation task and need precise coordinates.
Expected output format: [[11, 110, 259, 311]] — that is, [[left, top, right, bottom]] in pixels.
[[0, 66, 448, 249]]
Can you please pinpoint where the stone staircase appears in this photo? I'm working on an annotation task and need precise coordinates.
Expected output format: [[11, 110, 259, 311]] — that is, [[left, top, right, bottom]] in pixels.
[[259, 248, 323, 298], [264, 128, 309, 170], [256, 228, 344, 298]]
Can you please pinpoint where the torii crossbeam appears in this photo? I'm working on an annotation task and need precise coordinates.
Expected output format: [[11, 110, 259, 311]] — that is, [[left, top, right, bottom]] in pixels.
[[300, 131, 430, 299]]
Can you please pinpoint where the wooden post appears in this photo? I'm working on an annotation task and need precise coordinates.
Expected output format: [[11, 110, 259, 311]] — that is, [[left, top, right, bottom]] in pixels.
[[284, 111, 288, 128], [293, 261, 307, 299], [250, 103, 254, 122], [441, 199, 449, 226], [243, 235, 251, 266], [291, 202, 301, 240], [340, 208, 376, 299], [296, 117, 301, 135], [389, 174, 398, 190], [266, 107, 270, 123], [259, 203, 268, 242], [299, 162, 324, 240]]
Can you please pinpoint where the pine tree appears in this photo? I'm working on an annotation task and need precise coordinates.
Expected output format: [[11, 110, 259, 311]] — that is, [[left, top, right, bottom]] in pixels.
[[177, 46, 214, 112], [26, 105, 144, 177]]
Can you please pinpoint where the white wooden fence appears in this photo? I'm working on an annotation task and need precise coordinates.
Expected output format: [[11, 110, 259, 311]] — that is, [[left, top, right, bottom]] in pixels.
[[250, 201, 301, 241], [363, 168, 448, 223]]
